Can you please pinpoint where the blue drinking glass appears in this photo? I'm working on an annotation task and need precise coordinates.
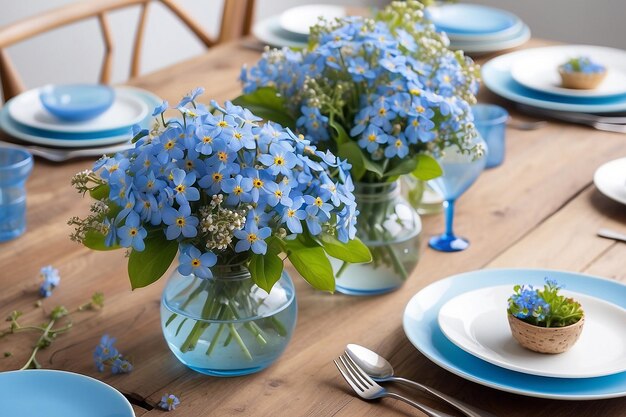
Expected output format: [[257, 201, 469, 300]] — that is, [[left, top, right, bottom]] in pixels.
[[428, 135, 487, 252], [472, 104, 508, 169], [0, 147, 33, 242]]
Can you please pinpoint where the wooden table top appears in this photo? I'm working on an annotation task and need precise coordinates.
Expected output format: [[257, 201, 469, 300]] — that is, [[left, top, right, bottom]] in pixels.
[[1, 38, 625, 417]]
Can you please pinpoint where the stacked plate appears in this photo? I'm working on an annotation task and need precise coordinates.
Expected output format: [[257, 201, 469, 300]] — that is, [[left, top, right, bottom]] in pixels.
[[0, 86, 160, 159], [403, 268, 626, 399], [253, 4, 346, 48], [426, 4, 530, 55], [482, 45, 626, 113]]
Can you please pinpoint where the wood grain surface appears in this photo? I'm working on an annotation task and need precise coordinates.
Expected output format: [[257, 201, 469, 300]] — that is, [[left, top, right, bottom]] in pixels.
[[1, 38, 625, 417]]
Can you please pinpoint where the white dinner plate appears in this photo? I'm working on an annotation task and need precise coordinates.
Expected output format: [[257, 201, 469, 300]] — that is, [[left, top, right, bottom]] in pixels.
[[253, 16, 308, 49], [427, 4, 523, 42], [438, 285, 626, 378], [511, 45, 626, 98], [403, 268, 626, 400], [9, 87, 149, 134], [482, 51, 626, 113], [279, 4, 346, 37], [449, 24, 530, 55], [594, 157, 626, 205], [0, 87, 160, 148]]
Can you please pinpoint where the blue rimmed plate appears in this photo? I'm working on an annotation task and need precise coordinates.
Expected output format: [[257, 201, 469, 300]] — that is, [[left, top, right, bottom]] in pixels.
[[427, 4, 522, 40], [482, 51, 626, 113], [449, 24, 530, 55], [0, 369, 134, 417], [403, 268, 626, 400], [0, 87, 160, 148]]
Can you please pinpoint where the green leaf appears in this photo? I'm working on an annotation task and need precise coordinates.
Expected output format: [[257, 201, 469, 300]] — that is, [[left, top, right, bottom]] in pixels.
[[249, 239, 284, 293], [89, 184, 110, 201], [338, 141, 366, 180], [284, 238, 335, 292], [128, 234, 178, 289], [330, 119, 350, 145], [232, 87, 296, 129], [319, 234, 372, 263], [83, 230, 119, 251], [384, 158, 418, 178], [362, 157, 385, 179], [411, 154, 443, 180]]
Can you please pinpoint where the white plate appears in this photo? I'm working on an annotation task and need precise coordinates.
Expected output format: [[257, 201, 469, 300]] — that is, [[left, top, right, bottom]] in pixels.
[[438, 285, 626, 378], [9, 87, 148, 133], [403, 268, 626, 400], [482, 51, 626, 113], [511, 45, 626, 98], [594, 157, 626, 205], [0, 87, 160, 148], [253, 15, 308, 49], [449, 24, 530, 55], [279, 4, 346, 37]]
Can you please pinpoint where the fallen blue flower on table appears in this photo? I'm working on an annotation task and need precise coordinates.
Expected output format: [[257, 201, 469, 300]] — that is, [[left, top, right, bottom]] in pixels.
[[159, 394, 180, 411], [38, 265, 60, 298]]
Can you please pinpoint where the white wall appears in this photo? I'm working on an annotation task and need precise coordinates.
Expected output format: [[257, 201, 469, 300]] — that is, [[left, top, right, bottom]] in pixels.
[[1, 0, 624, 90]]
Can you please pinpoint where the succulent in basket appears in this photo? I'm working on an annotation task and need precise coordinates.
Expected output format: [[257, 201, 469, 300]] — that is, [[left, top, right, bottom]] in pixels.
[[69, 89, 371, 375], [507, 278, 585, 354], [237, 0, 482, 294]]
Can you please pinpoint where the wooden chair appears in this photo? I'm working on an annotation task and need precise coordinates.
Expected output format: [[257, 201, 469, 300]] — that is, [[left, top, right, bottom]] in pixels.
[[0, 0, 256, 102]]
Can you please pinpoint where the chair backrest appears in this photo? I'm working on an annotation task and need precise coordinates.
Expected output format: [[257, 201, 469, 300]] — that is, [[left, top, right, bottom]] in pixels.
[[0, 0, 255, 102]]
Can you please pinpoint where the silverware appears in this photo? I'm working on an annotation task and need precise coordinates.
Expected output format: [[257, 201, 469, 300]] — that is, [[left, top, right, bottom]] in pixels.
[[346, 344, 497, 417], [597, 228, 626, 243], [516, 105, 626, 133], [507, 119, 547, 131], [334, 352, 455, 417], [0, 140, 132, 162]]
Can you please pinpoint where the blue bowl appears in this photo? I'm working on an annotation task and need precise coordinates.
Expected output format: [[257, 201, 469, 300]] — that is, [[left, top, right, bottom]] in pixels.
[[39, 84, 115, 122]]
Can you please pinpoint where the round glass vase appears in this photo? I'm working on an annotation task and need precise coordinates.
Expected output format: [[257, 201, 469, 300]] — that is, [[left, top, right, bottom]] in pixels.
[[333, 180, 422, 295], [160, 264, 297, 377]]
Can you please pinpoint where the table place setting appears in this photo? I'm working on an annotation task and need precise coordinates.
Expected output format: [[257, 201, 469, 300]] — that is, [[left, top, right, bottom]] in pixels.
[[0, 84, 162, 160], [2, 1, 626, 416]]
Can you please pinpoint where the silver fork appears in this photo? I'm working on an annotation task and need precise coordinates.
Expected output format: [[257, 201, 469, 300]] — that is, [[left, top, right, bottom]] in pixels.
[[334, 353, 455, 417]]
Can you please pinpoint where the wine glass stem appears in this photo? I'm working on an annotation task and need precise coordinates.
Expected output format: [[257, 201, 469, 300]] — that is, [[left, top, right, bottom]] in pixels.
[[444, 199, 456, 238]]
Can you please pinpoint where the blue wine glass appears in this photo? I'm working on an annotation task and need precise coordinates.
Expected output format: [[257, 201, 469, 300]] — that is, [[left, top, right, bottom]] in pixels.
[[428, 135, 487, 252]]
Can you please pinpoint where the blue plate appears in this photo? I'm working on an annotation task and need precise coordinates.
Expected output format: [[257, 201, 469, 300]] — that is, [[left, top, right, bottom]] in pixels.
[[403, 268, 626, 400], [427, 4, 520, 36], [482, 52, 626, 113], [40, 84, 115, 122], [0, 87, 160, 148], [0, 369, 134, 416]]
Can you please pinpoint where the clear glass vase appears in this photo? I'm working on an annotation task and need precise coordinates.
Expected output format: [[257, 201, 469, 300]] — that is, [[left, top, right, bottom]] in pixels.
[[333, 180, 421, 295], [160, 264, 297, 376]]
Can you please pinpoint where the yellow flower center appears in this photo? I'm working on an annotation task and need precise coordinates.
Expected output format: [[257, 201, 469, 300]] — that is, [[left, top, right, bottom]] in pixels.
[[395, 140, 403, 148], [409, 88, 421, 96], [218, 151, 228, 162], [274, 156, 285, 166], [175, 185, 185, 193], [378, 108, 386, 116], [233, 186, 243, 195], [247, 233, 258, 243], [191, 259, 201, 267], [416, 105, 425, 113], [146, 180, 154, 189], [212, 172, 223, 182], [203, 136, 213, 144], [368, 133, 377, 142], [234, 132, 243, 140], [129, 228, 138, 236], [314, 197, 323, 207], [412, 119, 419, 127], [253, 178, 263, 188], [287, 209, 296, 217], [218, 120, 228, 128], [176, 217, 186, 227], [274, 190, 283, 198]]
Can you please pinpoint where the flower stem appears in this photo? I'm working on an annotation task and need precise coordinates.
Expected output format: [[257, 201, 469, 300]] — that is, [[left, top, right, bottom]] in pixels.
[[20, 319, 56, 370]]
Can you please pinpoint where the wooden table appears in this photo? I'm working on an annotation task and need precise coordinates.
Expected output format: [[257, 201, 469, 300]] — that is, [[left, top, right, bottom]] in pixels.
[[1, 38, 625, 417]]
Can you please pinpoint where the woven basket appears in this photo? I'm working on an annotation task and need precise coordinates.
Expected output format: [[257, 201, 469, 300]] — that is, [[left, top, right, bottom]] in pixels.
[[507, 314, 584, 354], [559, 68, 607, 89]]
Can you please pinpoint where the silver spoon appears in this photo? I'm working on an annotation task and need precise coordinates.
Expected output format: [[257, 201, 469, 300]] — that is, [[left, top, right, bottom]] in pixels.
[[346, 344, 498, 417]]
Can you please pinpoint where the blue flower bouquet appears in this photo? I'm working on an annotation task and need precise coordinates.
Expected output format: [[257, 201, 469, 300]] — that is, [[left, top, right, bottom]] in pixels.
[[237, 1, 481, 293], [70, 89, 370, 374]]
